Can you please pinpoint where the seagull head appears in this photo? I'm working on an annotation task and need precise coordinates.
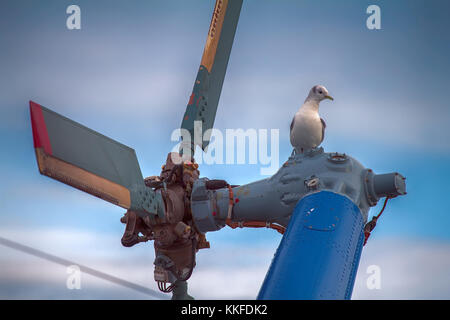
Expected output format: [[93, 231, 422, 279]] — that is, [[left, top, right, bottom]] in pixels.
[[306, 85, 334, 103]]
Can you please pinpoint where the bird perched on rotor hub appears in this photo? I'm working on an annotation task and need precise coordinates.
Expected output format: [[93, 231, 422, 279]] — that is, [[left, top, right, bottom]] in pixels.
[[290, 85, 334, 153]]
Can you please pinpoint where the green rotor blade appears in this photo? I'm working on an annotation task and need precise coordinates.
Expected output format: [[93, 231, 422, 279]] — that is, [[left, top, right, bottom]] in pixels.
[[30, 101, 163, 217], [180, 0, 243, 155]]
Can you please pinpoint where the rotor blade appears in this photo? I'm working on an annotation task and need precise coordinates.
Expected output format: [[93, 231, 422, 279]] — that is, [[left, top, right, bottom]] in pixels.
[[0, 236, 166, 299], [30, 101, 164, 217], [180, 0, 243, 155]]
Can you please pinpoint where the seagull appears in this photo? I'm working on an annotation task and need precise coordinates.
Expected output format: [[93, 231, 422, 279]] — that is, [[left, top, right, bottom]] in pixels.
[[290, 85, 333, 153]]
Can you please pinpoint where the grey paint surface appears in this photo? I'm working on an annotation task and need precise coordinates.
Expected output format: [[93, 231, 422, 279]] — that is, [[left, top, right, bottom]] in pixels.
[[41, 105, 163, 216], [42, 105, 144, 189], [191, 147, 406, 233]]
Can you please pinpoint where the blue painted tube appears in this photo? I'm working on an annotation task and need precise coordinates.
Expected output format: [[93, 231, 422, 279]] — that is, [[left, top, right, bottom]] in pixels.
[[257, 191, 364, 300]]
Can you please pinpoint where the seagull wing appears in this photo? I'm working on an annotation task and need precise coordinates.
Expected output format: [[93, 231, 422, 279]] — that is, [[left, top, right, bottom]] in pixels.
[[320, 117, 326, 143]]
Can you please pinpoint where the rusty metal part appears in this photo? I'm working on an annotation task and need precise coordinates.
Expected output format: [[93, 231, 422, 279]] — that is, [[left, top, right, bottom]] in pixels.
[[155, 238, 196, 281], [226, 220, 286, 235], [144, 175, 162, 188], [174, 221, 191, 239], [120, 210, 153, 247], [131, 152, 206, 293], [161, 153, 188, 182], [119, 152, 208, 293], [196, 233, 210, 249], [152, 225, 178, 247], [205, 179, 228, 190], [160, 186, 185, 224]]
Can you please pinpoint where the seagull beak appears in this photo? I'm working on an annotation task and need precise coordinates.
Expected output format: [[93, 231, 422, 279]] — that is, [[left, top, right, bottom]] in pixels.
[[324, 95, 334, 101]]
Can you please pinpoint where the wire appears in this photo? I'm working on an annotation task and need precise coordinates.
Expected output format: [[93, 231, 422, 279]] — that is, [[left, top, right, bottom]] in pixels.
[[0, 236, 167, 299], [363, 196, 392, 246], [375, 196, 390, 219], [158, 281, 174, 293]]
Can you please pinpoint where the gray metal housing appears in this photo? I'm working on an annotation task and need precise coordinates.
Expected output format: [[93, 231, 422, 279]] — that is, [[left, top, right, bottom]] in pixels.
[[191, 147, 406, 233]]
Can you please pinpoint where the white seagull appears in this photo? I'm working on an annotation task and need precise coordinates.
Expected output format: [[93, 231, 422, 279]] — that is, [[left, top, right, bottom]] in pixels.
[[290, 85, 333, 153]]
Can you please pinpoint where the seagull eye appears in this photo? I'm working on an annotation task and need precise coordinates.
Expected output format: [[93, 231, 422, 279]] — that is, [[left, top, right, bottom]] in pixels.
[[318, 90, 323, 94]]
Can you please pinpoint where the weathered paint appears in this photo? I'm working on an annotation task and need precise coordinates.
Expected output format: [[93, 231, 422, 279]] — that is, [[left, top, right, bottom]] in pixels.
[[30, 102, 163, 216], [30, 101, 52, 154], [180, 0, 243, 153]]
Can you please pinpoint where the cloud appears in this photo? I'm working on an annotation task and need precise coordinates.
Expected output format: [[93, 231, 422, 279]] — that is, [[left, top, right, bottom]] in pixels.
[[195, 236, 450, 299], [0, 227, 160, 299], [214, 73, 450, 152], [1, 227, 449, 300], [0, 227, 276, 299], [353, 237, 450, 299]]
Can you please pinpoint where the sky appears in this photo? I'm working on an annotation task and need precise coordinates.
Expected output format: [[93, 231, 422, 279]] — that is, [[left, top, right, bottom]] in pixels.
[[1, 0, 450, 299]]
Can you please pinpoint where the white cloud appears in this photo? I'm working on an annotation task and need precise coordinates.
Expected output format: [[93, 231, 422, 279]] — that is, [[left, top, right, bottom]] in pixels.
[[1, 228, 449, 300], [353, 238, 450, 299], [215, 74, 450, 152], [195, 236, 450, 300]]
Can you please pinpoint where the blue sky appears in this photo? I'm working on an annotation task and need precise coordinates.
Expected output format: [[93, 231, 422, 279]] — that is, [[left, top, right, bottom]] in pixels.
[[1, 0, 450, 299]]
